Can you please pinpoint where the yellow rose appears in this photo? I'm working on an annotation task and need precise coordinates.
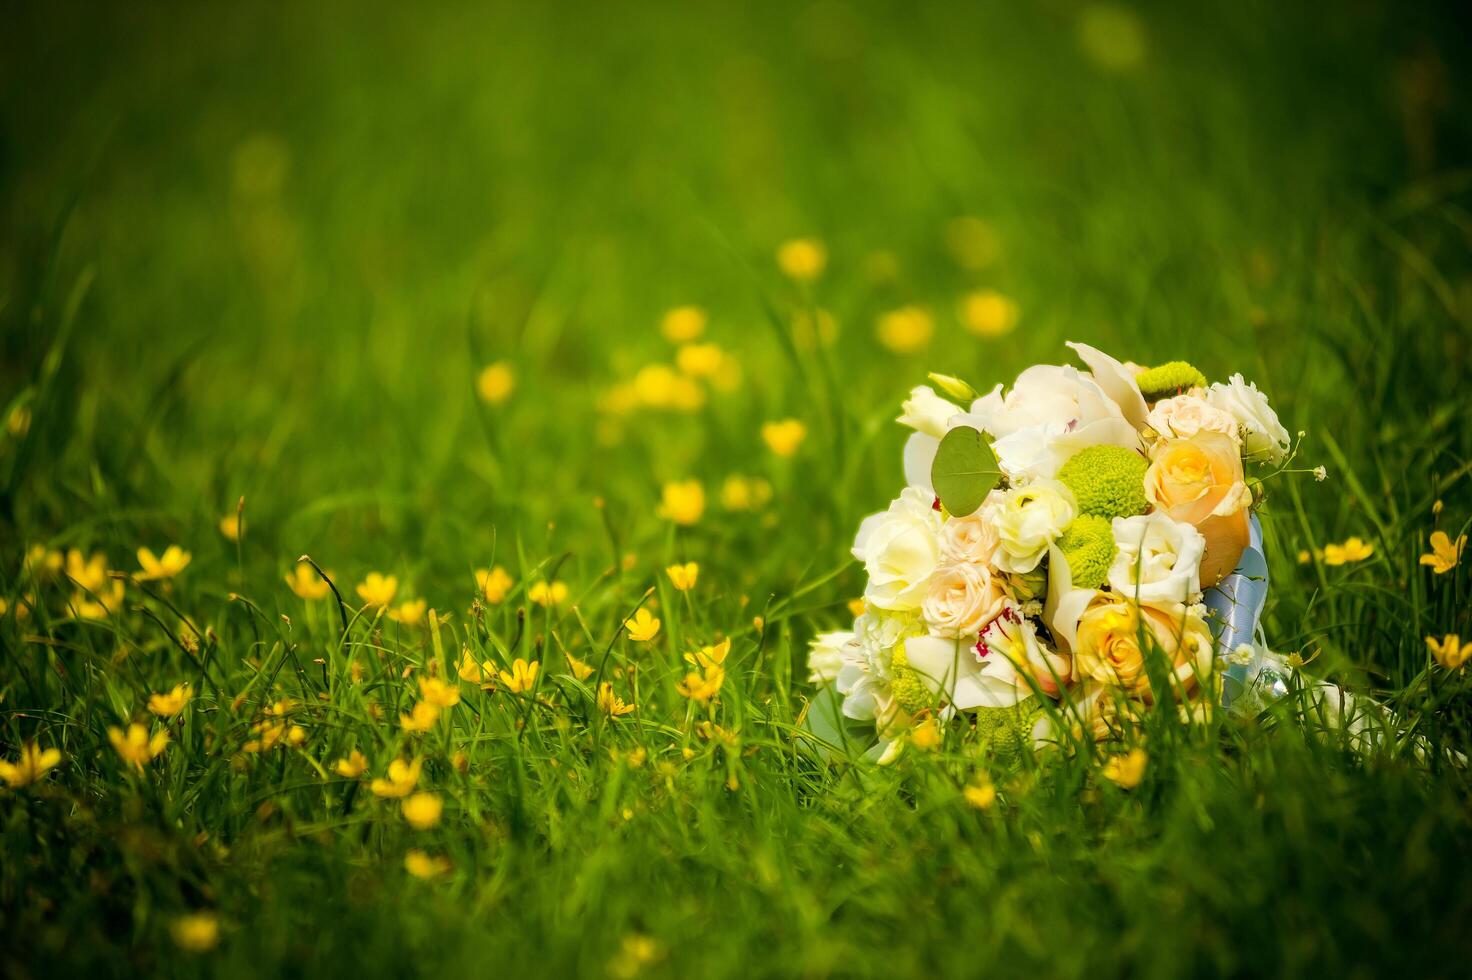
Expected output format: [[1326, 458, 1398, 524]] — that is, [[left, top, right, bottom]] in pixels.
[[1144, 432, 1251, 587], [1074, 597, 1214, 702]]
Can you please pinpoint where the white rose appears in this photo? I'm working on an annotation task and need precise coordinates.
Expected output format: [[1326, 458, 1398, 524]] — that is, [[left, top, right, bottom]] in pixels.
[[896, 386, 962, 439], [921, 562, 1010, 638], [982, 480, 1077, 573], [1144, 394, 1240, 443], [852, 488, 944, 611], [941, 510, 1000, 564], [1207, 374, 1290, 463], [807, 630, 855, 684], [1108, 512, 1205, 604]]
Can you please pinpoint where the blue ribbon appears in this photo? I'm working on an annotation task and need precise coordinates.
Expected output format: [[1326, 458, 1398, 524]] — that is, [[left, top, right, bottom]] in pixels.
[[1205, 515, 1268, 707]]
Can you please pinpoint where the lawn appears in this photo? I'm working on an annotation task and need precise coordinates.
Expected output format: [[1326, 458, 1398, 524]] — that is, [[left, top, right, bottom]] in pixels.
[[3, 1, 1472, 977]]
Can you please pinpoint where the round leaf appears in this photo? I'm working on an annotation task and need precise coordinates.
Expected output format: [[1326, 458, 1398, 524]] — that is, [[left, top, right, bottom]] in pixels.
[[931, 425, 1000, 517]]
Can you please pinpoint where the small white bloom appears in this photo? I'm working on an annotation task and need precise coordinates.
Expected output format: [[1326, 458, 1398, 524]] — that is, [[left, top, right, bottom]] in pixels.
[[1108, 513, 1205, 605], [896, 386, 962, 439], [1227, 643, 1256, 667], [807, 630, 855, 684], [1207, 374, 1290, 463], [982, 480, 1076, 574], [852, 489, 945, 611], [1313, 465, 1327, 482], [1144, 394, 1240, 443]]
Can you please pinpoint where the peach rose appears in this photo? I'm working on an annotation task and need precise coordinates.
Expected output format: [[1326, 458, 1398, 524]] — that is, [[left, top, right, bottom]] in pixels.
[[1073, 597, 1215, 702], [1144, 432, 1252, 587], [941, 512, 1000, 564], [922, 562, 1010, 638]]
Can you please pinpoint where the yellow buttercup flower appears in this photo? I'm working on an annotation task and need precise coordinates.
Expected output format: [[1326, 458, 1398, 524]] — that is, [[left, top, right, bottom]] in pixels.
[[761, 418, 807, 458], [24, 544, 63, 576], [499, 658, 540, 693], [597, 682, 636, 716], [404, 849, 451, 879], [136, 545, 191, 581], [170, 913, 220, 953], [1427, 634, 1468, 670], [676, 664, 725, 704], [666, 562, 699, 591], [108, 723, 169, 769], [399, 701, 441, 733], [777, 237, 827, 281], [457, 649, 495, 685], [72, 580, 125, 619], [476, 361, 516, 404], [147, 683, 193, 717], [676, 343, 725, 379], [370, 758, 422, 798], [684, 638, 730, 670], [218, 513, 241, 541], [909, 719, 943, 751], [1102, 748, 1148, 789], [388, 598, 427, 626], [633, 363, 706, 412], [624, 608, 661, 642], [565, 652, 595, 681], [528, 580, 568, 607], [720, 475, 772, 512], [963, 779, 997, 810], [847, 597, 866, 618], [65, 549, 110, 593], [285, 564, 332, 600], [356, 572, 398, 608], [661, 305, 707, 343], [401, 792, 443, 830], [333, 749, 368, 778], [876, 305, 933, 354], [959, 289, 1019, 338], [1322, 537, 1374, 566], [476, 566, 514, 603], [418, 676, 461, 708], [1420, 530, 1466, 575], [658, 480, 705, 526], [0, 742, 62, 789]]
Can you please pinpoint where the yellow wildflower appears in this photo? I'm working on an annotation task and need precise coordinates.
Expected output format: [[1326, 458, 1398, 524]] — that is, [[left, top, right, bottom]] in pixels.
[[761, 418, 807, 457], [476, 566, 514, 603], [661, 305, 707, 343], [65, 549, 109, 593], [170, 913, 220, 953], [108, 723, 169, 769], [285, 564, 332, 600], [959, 289, 1019, 337], [476, 361, 516, 404], [847, 597, 866, 618], [499, 658, 540, 693], [219, 513, 241, 541], [1420, 530, 1466, 575], [777, 237, 827, 281], [909, 720, 943, 751], [457, 649, 495, 685], [632, 363, 705, 411], [388, 598, 427, 626], [597, 682, 636, 716], [1102, 748, 1148, 789], [676, 664, 725, 704], [529, 580, 568, 608], [370, 758, 422, 798], [676, 343, 725, 379], [565, 652, 595, 681], [791, 307, 839, 350], [147, 683, 193, 717], [333, 749, 368, 778], [404, 849, 451, 879], [610, 934, 663, 979], [401, 792, 443, 830], [25, 544, 63, 576], [399, 701, 441, 733], [1322, 537, 1374, 566], [1428, 634, 1468, 670], [72, 580, 125, 619], [876, 305, 933, 354], [666, 562, 699, 591], [657, 480, 705, 526], [720, 475, 772, 512], [136, 545, 192, 581], [357, 572, 398, 608], [624, 608, 661, 643], [419, 675, 461, 708], [963, 780, 997, 810], [0, 742, 62, 789], [685, 638, 731, 669]]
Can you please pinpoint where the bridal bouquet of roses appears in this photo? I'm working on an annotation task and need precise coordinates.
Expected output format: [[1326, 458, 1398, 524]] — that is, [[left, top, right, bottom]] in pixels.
[[807, 342, 1293, 759]]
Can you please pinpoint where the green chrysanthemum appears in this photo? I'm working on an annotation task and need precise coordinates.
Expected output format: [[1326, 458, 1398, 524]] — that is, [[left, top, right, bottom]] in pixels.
[[1057, 514, 1116, 589], [973, 697, 1046, 767], [1136, 360, 1208, 399], [889, 643, 934, 714], [1056, 445, 1148, 519]]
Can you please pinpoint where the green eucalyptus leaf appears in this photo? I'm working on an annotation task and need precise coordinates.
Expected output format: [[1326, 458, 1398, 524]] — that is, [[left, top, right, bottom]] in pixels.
[[931, 425, 1000, 517]]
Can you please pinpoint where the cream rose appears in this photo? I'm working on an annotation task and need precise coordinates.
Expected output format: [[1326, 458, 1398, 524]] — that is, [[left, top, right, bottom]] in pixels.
[[1073, 596, 1215, 701], [896, 385, 962, 439], [921, 562, 1010, 638], [807, 630, 855, 684], [852, 489, 944, 611], [941, 508, 1001, 564], [982, 480, 1077, 573], [1108, 513, 1205, 604], [1144, 394, 1240, 443], [1207, 374, 1291, 463], [1144, 432, 1252, 587]]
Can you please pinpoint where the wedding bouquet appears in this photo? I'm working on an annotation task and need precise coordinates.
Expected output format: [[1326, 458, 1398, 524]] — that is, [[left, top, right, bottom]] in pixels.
[[807, 342, 1292, 760]]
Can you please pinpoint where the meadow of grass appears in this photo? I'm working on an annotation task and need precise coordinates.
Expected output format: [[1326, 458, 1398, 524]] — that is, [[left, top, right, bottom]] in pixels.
[[3, 1, 1472, 977]]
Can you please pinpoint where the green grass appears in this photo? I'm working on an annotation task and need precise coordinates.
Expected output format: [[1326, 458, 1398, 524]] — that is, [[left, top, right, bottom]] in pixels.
[[3, 1, 1472, 976]]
